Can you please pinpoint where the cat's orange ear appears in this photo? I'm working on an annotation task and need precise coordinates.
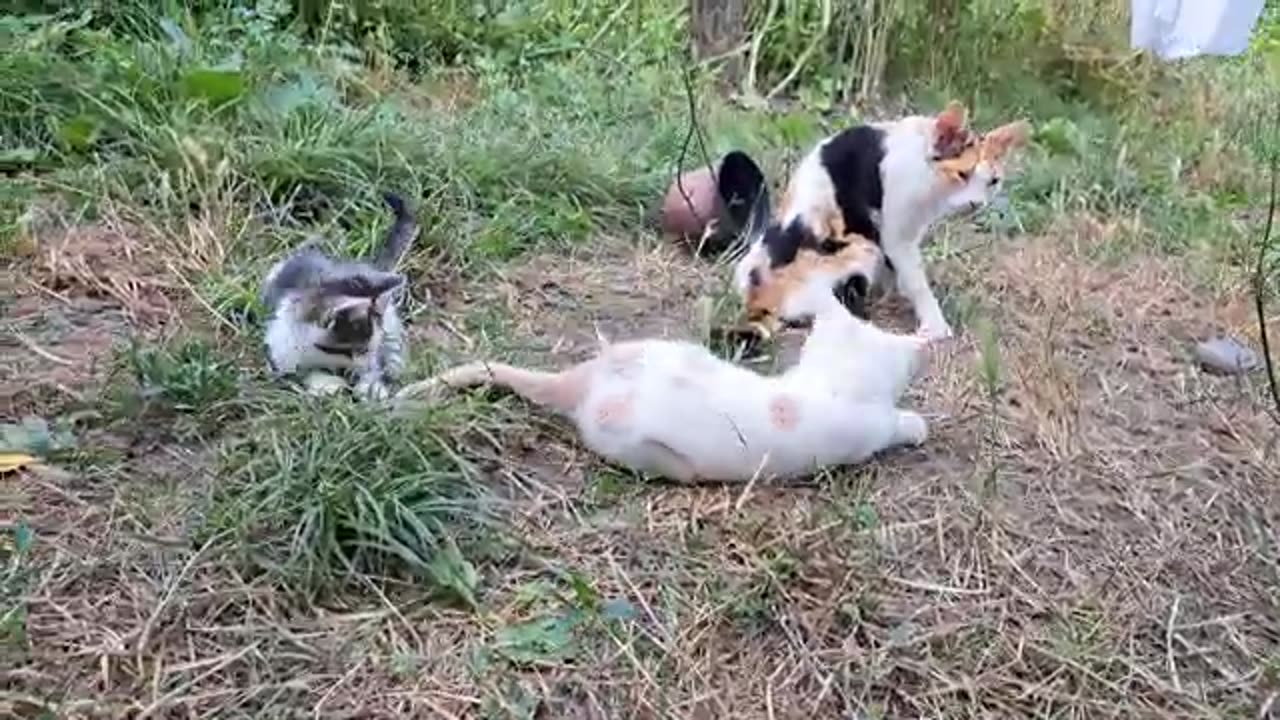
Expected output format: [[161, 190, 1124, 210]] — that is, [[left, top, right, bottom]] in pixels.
[[983, 120, 1032, 158], [933, 101, 968, 156]]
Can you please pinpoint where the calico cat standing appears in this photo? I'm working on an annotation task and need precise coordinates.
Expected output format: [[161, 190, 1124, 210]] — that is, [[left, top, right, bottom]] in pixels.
[[734, 102, 1031, 339], [393, 264, 930, 484], [261, 192, 419, 400]]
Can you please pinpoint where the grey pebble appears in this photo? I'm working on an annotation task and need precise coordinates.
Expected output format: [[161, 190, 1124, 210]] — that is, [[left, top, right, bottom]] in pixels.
[[1194, 336, 1260, 375]]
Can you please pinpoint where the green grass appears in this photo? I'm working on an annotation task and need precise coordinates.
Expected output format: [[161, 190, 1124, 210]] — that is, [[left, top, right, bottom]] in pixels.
[[5, 1, 1280, 715], [206, 391, 500, 600], [5, 0, 1275, 598]]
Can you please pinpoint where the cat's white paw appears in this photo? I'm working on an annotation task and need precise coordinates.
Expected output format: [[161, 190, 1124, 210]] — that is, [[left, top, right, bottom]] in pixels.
[[895, 411, 929, 445], [917, 320, 953, 342], [303, 372, 348, 397], [355, 378, 390, 402]]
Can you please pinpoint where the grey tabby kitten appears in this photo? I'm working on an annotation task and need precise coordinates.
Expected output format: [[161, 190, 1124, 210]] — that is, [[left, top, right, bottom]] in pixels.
[[261, 192, 418, 400]]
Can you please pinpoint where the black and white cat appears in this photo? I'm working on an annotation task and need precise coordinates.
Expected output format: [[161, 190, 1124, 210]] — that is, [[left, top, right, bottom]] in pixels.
[[261, 193, 419, 400]]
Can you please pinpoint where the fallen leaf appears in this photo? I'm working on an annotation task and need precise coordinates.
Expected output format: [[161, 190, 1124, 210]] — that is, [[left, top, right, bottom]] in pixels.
[[0, 453, 38, 474]]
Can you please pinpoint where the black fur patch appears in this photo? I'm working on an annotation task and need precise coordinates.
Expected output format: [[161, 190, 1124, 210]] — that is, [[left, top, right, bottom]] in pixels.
[[717, 150, 767, 233], [762, 220, 822, 269], [328, 305, 377, 347], [834, 274, 871, 319], [818, 124, 886, 245], [756, 125, 895, 319], [319, 273, 403, 298]]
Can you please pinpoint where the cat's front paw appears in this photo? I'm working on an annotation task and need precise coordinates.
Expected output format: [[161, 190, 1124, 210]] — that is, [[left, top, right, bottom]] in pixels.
[[355, 378, 390, 402], [917, 320, 953, 342], [895, 411, 929, 446]]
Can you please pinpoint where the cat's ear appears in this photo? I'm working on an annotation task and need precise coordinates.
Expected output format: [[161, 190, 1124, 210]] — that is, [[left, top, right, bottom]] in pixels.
[[933, 101, 969, 156], [983, 120, 1032, 159], [320, 271, 403, 298]]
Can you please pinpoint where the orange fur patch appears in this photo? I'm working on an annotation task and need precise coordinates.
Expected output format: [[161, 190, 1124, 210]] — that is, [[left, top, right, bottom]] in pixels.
[[768, 394, 801, 431], [745, 235, 880, 327], [933, 119, 1032, 186], [594, 392, 636, 430]]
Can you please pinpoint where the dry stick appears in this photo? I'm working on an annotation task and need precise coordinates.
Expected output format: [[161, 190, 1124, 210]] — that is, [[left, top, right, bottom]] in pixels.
[[1254, 104, 1280, 424]]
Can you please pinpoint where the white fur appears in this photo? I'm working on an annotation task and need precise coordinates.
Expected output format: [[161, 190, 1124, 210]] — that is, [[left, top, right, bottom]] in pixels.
[[395, 276, 930, 484], [734, 114, 1004, 340], [264, 296, 404, 400]]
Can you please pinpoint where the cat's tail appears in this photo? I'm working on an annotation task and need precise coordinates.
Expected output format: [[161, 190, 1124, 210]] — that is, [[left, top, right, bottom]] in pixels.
[[393, 360, 590, 415], [373, 192, 419, 271]]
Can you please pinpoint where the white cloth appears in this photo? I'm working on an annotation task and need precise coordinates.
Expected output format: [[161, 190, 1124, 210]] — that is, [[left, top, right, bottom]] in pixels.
[[1131, 0, 1264, 60]]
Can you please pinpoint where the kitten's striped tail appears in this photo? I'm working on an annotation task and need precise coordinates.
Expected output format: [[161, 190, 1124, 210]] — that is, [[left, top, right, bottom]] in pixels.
[[373, 192, 419, 271]]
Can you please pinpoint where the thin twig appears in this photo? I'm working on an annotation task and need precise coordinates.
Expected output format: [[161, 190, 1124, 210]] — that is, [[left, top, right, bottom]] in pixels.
[[1253, 103, 1280, 424], [9, 330, 75, 365], [673, 58, 720, 244]]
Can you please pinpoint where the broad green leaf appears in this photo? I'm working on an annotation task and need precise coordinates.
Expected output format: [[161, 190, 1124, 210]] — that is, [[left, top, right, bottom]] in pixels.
[[182, 69, 246, 106], [568, 571, 598, 611], [0, 148, 39, 170], [493, 611, 582, 665], [57, 115, 99, 151], [13, 521, 34, 555], [854, 502, 879, 531], [0, 417, 74, 458], [1034, 117, 1084, 157]]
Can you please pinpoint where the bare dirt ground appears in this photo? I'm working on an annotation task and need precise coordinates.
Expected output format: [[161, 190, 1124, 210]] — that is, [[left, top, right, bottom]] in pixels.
[[4, 215, 1280, 718]]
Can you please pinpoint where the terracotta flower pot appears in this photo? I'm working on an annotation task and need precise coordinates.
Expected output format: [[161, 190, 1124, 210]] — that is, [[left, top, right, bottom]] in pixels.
[[658, 150, 769, 258]]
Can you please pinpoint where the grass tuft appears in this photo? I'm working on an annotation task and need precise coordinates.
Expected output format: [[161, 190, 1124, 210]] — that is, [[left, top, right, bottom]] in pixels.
[[205, 393, 498, 601]]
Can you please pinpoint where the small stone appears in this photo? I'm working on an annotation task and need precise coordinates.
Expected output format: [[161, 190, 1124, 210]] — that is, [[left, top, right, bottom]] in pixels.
[[1194, 336, 1259, 375]]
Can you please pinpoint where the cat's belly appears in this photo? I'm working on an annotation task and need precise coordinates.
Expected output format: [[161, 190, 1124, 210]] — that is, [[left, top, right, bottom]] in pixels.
[[627, 386, 859, 481]]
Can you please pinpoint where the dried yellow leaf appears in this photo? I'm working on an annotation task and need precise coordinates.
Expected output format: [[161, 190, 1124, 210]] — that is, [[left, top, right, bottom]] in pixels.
[[0, 453, 38, 474]]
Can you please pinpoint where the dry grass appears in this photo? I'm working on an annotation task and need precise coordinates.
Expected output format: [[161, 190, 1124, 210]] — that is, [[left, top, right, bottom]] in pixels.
[[4, 217, 1280, 718]]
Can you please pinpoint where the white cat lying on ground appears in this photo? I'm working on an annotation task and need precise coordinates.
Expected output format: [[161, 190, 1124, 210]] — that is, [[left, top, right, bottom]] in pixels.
[[394, 247, 931, 483]]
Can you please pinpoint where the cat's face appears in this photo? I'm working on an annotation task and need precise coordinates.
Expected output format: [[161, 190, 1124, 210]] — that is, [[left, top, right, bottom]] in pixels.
[[304, 272, 403, 350], [744, 236, 881, 332], [933, 120, 1032, 212]]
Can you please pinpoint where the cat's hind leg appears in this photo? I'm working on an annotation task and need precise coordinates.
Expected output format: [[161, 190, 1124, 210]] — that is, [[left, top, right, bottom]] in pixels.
[[836, 405, 929, 464], [891, 409, 928, 446]]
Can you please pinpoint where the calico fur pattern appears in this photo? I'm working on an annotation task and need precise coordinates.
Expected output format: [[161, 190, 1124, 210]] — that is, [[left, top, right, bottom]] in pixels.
[[734, 102, 1031, 340]]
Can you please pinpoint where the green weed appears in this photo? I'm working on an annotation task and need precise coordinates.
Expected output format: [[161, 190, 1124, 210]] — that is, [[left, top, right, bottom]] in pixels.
[[121, 337, 241, 416], [205, 392, 498, 600], [0, 521, 36, 655]]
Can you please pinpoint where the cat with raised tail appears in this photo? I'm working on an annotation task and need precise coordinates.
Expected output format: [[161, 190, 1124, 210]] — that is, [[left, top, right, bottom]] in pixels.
[[393, 256, 930, 484], [261, 192, 419, 400], [733, 101, 1031, 339]]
